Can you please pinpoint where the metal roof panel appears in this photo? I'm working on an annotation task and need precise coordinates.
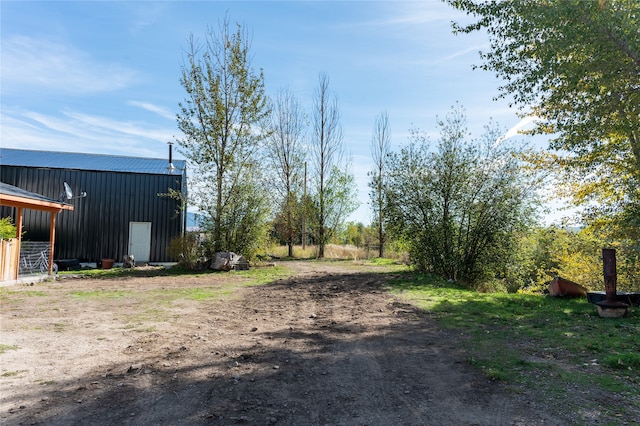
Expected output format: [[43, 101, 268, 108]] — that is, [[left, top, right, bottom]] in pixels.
[[0, 182, 74, 211], [0, 148, 186, 175]]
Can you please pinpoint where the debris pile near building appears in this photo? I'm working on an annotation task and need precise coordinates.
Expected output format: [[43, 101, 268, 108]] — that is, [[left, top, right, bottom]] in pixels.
[[211, 251, 250, 271]]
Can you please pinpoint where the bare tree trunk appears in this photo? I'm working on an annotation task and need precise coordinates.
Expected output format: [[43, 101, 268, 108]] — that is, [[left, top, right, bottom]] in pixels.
[[311, 73, 343, 259], [215, 167, 224, 253], [266, 88, 305, 258], [302, 162, 307, 250], [370, 112, 390, 258]]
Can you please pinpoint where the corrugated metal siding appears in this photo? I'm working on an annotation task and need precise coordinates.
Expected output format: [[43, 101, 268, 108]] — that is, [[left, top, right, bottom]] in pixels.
[[0, 166, 185, 262]]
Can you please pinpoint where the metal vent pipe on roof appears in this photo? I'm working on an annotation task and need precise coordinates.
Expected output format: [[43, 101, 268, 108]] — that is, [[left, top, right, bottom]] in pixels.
[[167, 142, 175, 174]]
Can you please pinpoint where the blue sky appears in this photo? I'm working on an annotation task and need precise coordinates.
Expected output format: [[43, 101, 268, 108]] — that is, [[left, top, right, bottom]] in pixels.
[[1, 1, 543, 224]]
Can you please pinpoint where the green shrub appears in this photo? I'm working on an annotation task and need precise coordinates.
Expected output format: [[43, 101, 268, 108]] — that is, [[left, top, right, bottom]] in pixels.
[[167, 233, 205, 269], [1, 217, 17, 240]]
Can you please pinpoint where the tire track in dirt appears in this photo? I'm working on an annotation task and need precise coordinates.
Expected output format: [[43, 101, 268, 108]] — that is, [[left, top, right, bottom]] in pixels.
[[219, 266, 562, 425]]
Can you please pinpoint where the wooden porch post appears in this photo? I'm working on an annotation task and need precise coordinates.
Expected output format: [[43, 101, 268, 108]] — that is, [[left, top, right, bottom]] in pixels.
[[49, 212, 56, 276], [15, 207, 23, 242], [16, 207, 23, 279]]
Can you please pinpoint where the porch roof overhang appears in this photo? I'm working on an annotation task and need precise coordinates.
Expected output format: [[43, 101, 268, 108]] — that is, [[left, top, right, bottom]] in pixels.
[[0, 182, 74, 213], [0, 182, 73, 278]]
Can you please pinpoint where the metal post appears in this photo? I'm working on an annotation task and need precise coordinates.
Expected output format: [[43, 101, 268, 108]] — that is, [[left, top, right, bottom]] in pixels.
[[596, 248, 628, 317], [602, 248, 617, 303]]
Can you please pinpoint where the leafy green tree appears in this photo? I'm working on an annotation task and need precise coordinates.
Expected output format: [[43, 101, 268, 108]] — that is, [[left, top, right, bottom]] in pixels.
[[384, 106, 539, 286], [176, 18, 270, 254], [511, 227, 563, 292], [219, 169, 272, 258], [447, 0, 640, 253], [343, 221, 365, 248], [311, 164, 359, 253], [270, 195, 304, 245], [447, 0, 639, 168], [310, 73, 358, 257], [368, 111, 391, 258], [265, 88, 307, 257]]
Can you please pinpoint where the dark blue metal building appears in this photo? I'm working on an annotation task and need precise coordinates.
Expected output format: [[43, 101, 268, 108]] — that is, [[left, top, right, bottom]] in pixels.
[[0, 148, 187, 263]]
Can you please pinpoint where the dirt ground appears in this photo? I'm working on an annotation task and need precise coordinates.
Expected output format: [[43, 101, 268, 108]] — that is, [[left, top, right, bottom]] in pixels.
[[1, 261, 566, 425]]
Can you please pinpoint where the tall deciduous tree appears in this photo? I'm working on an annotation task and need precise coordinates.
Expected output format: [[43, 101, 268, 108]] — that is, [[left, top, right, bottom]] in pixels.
[[368, 111, 391, 258], [385, 106, 539, 286], [447, 0, 639, 167], [176, 18, 270, 255], [266, 88, 306, 257], [446, 0, 640, 241], [310, 73, 357, 258]]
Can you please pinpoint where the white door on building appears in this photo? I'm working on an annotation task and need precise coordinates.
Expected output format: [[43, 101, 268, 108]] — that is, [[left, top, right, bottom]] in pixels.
[[128, 222, 151, 263]]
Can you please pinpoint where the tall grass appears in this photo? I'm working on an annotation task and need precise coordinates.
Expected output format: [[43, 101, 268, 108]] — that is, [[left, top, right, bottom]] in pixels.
[[269, 244, 406, 261]]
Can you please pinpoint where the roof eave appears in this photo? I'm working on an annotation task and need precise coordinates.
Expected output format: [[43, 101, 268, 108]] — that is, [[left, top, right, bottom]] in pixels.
[[0, 194, 74, 213]]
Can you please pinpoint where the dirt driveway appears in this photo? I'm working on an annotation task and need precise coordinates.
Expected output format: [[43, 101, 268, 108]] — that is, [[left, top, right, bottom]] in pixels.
[[1, 261, 562, 425]]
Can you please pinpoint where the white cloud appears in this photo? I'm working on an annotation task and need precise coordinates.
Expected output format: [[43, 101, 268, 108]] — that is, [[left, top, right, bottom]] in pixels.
[[119, 1, 170, 35], [128, 101, 175, 121], [348, 2, 463, 28], [495, 115, 539, 146], [1, 36, 138, 95], [440, 45, 488, 63], [62, 111, 171, 141], [1, 107, 175, 158]]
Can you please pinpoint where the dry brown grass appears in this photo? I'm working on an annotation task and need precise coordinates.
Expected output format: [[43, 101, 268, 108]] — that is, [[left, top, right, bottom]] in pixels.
[[270, 244, 369, 260]]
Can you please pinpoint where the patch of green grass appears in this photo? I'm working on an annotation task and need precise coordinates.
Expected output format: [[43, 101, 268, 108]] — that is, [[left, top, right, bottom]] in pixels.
[[231, 265, 293, 285], [21, 290, 48, 296], [469, 352, 530, 381], [51, 323, 68, 332], [186, 287, 234, 300], [121, 307, 169, 323], [61, 265, 199, 279], [70, 290, 130, 300], [0, 344, 19, 354], [592, 373, 629, 393], [602, 352, 640, 370], [2, 370, 26, 377], [363, 257, 405, 267], [0, 289, 48, 300], [132, 326, 158, 333], [66, 263, 294, 285], [149, 286, 235, 302], [112, 269, 292, 326], [71, 269, 296, 329], [386, 270, 640, 402]]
